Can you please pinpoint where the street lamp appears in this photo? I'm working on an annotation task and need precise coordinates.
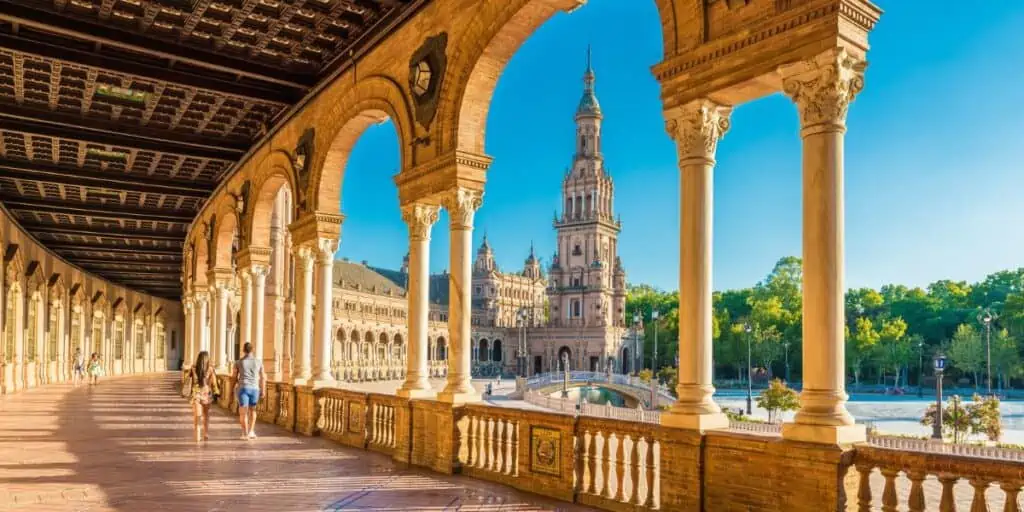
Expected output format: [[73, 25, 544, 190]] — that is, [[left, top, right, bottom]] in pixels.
[[744, 322, 753, 415], [917, 339, 925, 398], [977, 308, 995, 396], [783, 341, 790, 383], [651, 310, 660, 409], [632, 312, 641, 375], [931, 353, 947, 442]]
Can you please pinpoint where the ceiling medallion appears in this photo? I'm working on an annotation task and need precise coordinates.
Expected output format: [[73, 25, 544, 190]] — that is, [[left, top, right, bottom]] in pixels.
[[408, 32, 448, 129]]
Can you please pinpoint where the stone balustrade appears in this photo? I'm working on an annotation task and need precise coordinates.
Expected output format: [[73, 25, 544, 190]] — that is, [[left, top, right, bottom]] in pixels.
[[854, 445, 1023, 511], [201, 374, 1024, 512]]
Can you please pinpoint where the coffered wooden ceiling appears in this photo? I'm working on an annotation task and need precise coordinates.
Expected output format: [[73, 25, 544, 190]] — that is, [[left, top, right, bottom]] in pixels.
[[0, 0, 424, 299]]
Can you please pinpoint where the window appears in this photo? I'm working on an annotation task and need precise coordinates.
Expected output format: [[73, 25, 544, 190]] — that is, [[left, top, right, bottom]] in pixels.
[[572, 245, 582, 256]]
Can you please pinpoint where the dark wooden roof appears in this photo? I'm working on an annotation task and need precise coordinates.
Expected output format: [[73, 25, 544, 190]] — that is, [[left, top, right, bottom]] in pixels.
[[0, 0, 424, 299]]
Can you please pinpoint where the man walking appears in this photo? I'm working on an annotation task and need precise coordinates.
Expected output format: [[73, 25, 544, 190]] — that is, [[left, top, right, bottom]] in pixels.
[[232, 342, 266, 440]]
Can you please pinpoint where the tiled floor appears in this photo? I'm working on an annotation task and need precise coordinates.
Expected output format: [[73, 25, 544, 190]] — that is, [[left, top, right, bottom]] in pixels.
[[0, 373, 594, 511]]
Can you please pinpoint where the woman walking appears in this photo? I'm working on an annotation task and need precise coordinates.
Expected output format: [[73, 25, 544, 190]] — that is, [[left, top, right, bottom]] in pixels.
[[86, 353, 102, 385], [187, 351, 218, 442], [72, 349, 85, 386]]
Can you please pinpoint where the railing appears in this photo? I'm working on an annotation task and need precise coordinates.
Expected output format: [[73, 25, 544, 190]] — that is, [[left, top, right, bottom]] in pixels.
[[523, 389, 580, 414], [197, 378, 1024, 512], [577, 416, 659, 510], [524, 390, 662, 424], [854, 445, 1023, 511]]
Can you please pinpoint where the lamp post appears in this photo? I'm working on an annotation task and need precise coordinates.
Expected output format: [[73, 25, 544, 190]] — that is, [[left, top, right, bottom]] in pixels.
[[917, 339, 925, 398], [632, 312, 641, 375], [931, 353, 946, 442], [650, 310, 660, 409], [744, 322, 753, 415], [783, 341, 790, 383], [517, 309, 527, 378], [978, 308, 995, 396]]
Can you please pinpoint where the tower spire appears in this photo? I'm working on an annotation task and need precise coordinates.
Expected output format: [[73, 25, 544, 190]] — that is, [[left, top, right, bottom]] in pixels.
[[577, 45, 601, 118]]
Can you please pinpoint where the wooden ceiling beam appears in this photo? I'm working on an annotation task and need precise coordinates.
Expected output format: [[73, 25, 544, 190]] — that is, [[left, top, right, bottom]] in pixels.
[[0, 114, 242, 161], [48, 243, 182, 256], [1, 197, 195, 222], [0, 4, 312, 90], [0, 160, 214, 199], [0, 33, 301, 103], [29, 225, 185, 243], [0, 102, 253, 155], [74, 258, 181, 268]]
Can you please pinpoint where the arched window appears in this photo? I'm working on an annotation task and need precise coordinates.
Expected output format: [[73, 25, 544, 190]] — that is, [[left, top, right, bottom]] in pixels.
[[478, 338, 489, 362], [492, 339, 502, 362]]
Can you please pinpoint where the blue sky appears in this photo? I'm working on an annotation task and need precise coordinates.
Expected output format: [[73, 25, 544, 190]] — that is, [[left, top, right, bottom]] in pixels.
[[337, 1, 1024, 292]]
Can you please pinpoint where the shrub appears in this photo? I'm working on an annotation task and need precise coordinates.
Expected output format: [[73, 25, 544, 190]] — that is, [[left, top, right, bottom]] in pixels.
[[755, 379, 800, 423]]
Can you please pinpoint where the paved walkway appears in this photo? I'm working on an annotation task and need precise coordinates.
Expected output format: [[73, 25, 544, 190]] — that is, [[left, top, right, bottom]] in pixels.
[[0, 373, 593, 511]]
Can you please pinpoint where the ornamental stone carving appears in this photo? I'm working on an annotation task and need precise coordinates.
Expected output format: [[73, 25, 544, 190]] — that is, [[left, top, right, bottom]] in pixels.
[[781, 48, 867, 130], [293, 245, 315, 272], [315, 238, 338, 264], [441, 188, 482, 230], [664, 99, 732, 161], [401, 203, 440, 241]]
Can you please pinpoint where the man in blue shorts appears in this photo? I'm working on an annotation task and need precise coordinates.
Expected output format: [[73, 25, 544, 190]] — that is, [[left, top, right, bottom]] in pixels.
[[231, 342, 266, 440]]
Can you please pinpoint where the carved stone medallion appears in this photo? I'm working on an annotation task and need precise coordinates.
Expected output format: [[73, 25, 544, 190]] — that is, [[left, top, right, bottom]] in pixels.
[[530, 426, 561, 476]]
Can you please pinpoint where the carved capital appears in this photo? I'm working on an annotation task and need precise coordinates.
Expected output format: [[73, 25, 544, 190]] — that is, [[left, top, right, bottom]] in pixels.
[[401, 203, 440, 242], [315, 238, 338, 264], [249, 264, 270, 281], [193, 290, 210, 306], [441, 188, 482, 230], [293, 245, 316, 272], [780, 48, 866, 130], [664, 99, 732, 162]]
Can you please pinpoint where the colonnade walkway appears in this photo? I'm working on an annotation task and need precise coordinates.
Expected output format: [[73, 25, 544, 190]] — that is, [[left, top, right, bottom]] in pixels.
[[0, 373, 592, 511]]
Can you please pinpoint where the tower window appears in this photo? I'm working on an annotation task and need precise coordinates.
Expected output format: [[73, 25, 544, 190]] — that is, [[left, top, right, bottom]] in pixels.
[[572, 244, 582, 256]]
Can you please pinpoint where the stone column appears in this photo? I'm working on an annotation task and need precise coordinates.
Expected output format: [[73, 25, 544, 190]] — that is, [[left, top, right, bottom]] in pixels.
[[661, 99, 730, 431], [292, 246, 314, 385], [398, 203, 439, 398], [195, 290, 210, 353], [251, 265, 268, 366], [213, 282, 231, 373], [312, 238, 337, 387], [239, 269, 252, 356], [780, 48, 867, 445], [182, 295, 194, 368], [438, 188, 483, 404]]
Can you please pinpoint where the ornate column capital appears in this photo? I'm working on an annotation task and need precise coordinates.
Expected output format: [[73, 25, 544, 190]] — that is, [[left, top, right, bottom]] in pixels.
[[779, 47, 867, 131], [664, 99, 732, 162], [193, 289, 210, 306], [441, 188, 483, 230], [293, 244, 316, 272], [314, 238, 338, 265], [249, 264, 270, 280], [401, 203, 440, 242]]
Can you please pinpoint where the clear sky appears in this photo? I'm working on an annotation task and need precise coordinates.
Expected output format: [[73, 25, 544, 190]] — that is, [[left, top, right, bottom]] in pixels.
[[337, 0, 1024, 293]]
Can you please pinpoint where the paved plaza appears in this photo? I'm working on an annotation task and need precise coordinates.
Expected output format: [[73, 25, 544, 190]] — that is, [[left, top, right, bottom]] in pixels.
[[0, 373, 592, 511]]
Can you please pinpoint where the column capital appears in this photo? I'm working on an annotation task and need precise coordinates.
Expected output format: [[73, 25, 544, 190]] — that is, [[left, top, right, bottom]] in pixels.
[[192, 288, 210, 305], [664, 99, 732, 162], [292, 244, 316, 272], [237, 245, 272, 268], [401, 203, 440, 242], [779, 47, 867, 131], [314, 238, 338, 264], [441, 188, 483, 230], [249, 263, 270, 280]]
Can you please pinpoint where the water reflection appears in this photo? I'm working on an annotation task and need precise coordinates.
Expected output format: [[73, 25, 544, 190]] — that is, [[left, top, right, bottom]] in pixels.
[[554, 386, 627, 407]]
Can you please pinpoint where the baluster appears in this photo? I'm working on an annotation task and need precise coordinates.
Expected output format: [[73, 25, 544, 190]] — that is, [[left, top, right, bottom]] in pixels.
[[388, 407, 395, 447], [939, 475, 959, 512], [477, 416, 487, 469], [583, 430, 596, 495], [371, 405, 379, 445], [509, 420, 519, 476], [614, 433, 627, 502], [881, 468, 900, 512], [856, 464, 873, 512], [490, 418, 499, 471], [465, 415, 476, 467], [602, 432, 614, 499], [503, 420, 514, 475], [1001, 481, 1021, 512], [969, 479, 991, 512], [480, 417, 491, 471], [643, 435, 656, 509], [629, 434, 641, 505], [494, 419, 505, 474], [907, 471, 927, 512]]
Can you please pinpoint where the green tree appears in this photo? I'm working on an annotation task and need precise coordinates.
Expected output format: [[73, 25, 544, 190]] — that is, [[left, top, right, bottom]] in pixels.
[[657, 366, 678, 396], [756, 379, 800, 423], [846, 317, 879, 387], [948, 324, 984, 388], [991, 329, 1020, 391], [968, 394, 1003, 442], [876, 317, 910, 387]]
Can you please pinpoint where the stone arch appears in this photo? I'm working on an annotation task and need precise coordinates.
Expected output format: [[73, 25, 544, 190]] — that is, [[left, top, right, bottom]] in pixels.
[[478, 338, 489, 362], [557, 345, 572, 371], [492, 339, 502, 362], [247, 154, 297, 248], [436, 336, 447, 360], [309, 75, 414, 214], [192, 233, 209, 287], [439, 0, 667, 154], [211, 204, 240, 271]]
